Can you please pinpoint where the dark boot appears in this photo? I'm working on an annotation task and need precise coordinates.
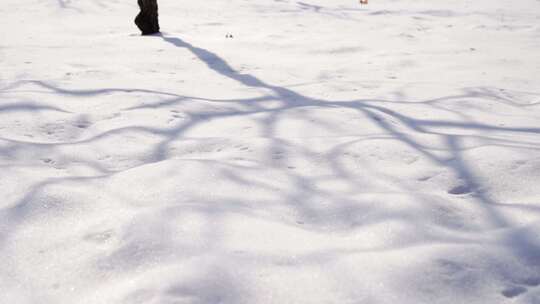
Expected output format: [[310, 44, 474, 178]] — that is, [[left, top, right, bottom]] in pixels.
[[135, 0, 160, 35]]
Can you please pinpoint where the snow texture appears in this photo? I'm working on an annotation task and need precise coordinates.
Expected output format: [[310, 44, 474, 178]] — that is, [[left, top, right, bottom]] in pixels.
[[1, 0, 540, 303]]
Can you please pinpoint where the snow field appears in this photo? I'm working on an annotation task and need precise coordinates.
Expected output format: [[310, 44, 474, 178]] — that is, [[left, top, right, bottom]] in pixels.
[[1, 0, 540, 303]]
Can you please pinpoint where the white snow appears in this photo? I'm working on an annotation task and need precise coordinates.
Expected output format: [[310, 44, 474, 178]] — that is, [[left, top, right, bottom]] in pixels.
[[1, 0, 540, 303]]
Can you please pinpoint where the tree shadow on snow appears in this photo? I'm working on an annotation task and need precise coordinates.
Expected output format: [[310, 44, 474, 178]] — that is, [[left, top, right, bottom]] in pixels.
[[1, 33, 540, 302]]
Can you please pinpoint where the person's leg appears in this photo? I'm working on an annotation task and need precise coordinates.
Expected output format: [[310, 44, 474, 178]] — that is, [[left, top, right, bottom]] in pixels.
[[134, 0, 160, 35], [148, 0, 160, 34]]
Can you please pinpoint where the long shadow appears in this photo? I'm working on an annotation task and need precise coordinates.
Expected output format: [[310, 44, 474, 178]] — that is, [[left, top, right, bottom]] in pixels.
[[0, 102, 71, 114], [0, 80, 181, 98], [162, 36, 316, 108]]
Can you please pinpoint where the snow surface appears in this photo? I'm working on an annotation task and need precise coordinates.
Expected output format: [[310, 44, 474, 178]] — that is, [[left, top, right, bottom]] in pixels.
[[1, 0, 540, 303]]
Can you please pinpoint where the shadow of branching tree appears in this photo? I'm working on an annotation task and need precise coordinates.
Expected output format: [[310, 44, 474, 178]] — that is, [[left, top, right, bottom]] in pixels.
[[1, 34, 540, 302]]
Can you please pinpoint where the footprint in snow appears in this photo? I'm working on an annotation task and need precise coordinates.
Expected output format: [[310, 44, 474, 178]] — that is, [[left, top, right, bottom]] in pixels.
[[83, 230, 114, 243], [447, 184, 472, 195], [41, 158, 64, 169], [417, 175, 433, 182], [502, 286, 527, 298], [74, 117, 92, 129], [501, 276, 540, 298]]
